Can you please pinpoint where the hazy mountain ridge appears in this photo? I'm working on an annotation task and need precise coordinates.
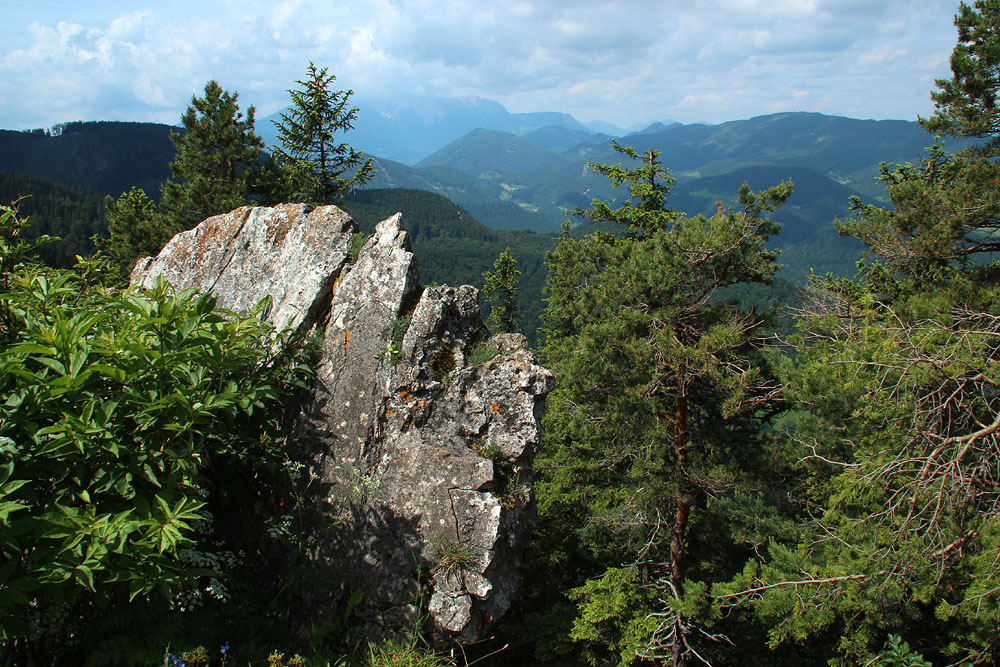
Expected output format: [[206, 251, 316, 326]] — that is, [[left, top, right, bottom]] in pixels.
[[0, 108, 944, 282], [569, 112, 964, 200], [259, 95, 598, 165]]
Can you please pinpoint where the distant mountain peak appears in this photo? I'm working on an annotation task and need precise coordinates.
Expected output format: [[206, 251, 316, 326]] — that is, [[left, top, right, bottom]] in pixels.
[[260, 94, 602, 165]]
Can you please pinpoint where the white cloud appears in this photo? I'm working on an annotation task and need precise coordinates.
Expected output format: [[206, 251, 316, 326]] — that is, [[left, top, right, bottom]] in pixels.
[[0, 0, 965, 130]]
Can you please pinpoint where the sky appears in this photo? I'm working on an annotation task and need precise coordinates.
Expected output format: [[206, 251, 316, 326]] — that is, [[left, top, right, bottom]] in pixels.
[[0, 0, 964, 132]]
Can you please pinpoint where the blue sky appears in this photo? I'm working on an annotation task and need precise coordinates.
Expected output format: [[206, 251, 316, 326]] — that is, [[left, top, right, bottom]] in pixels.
[[0, 0, 963, 131]]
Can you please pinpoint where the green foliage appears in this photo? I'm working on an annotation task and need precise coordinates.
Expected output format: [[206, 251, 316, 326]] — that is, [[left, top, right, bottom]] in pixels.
[[0, 204, 313, 662], [272, 63, 375, 204], [923, 0, 1000, 152], [567, 567, 656, 667], [572, 140, 678, 235], [482, 247, 521, 333], [872, 635, 933, 667], [103, 186, 171, 274], [465, 341, 499, 366], [734, 249, 1000, 663], [717, 7, 1000, 662], [432, 540, 479, 576], [837, 140, 1000, 276], [528, 141, 792, 665], [160, 80, 268, 234]]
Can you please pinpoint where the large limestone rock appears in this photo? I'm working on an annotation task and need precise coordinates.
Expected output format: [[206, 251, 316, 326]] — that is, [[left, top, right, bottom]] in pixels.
[[131, 203, 355, 335], [131, 204, 553, 641]]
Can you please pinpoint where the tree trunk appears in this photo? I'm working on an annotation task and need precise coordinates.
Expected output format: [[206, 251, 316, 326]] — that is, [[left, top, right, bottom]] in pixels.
[[670, 390, 690, 667]]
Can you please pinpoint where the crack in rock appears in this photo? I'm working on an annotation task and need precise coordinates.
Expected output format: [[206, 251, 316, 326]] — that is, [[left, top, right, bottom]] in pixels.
[[130, 204, 554, 644]]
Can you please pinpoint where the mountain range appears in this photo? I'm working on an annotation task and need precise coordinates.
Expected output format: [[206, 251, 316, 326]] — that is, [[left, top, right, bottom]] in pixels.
[[1, 96, 956, 290], [259, 95, 610, 166]]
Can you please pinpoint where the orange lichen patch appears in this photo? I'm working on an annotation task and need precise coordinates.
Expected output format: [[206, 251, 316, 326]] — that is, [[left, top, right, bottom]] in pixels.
[[385, 410, 395, 418], [343, 329, 352, 348], [490, 403, 502, 413], [270, 213, 295, 246], [400, 390, 412, 402], [420, 398, 429, 406]]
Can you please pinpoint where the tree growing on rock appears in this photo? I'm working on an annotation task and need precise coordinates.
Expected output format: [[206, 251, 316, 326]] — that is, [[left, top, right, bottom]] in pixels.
[[483, 247, 522, 333], [272, 63, 375, 204]]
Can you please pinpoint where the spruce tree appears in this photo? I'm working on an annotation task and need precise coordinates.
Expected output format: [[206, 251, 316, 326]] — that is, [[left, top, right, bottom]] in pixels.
[[160, 80, 266, 233], [483, 247, 522, 333], [272, 63, 374, 204]]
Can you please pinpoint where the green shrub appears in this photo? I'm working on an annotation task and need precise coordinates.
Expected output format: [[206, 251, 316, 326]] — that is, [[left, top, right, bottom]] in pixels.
[[0, 202, 313, 661]]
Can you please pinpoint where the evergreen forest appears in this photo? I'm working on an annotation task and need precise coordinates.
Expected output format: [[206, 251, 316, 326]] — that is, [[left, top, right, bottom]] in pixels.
[[4, 3, 1000, 665]]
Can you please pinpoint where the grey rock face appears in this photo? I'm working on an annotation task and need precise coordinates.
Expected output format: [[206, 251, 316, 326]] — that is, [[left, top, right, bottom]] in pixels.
[[131, 205, 553, 642], [131, 203, 355, 335]]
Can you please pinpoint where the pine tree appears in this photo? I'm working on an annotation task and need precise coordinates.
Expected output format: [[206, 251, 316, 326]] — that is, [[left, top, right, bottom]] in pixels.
[[160, 81, 266, 233], [715, 4, 1000, 662], [924, 0, 1000, 154], [103, 187, 170, 274], [272, 63, 375, 204], [534, 142, 791, 666], [483, 247, 522, 333]]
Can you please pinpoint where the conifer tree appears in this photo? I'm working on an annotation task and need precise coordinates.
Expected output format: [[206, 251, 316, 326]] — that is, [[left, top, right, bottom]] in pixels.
[[103, 186, 170, 274], [483, 247, 522, 333], [924, 0, 1000, 154], [272, 63, 374, 204], [715, 4, 1000, 663], [160, 80, 266, 233], [534, 142, 791, 666]]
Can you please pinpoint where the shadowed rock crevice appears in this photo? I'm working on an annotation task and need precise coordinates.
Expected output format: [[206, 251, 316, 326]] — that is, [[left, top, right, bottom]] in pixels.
[[131, 203, 553, 642]]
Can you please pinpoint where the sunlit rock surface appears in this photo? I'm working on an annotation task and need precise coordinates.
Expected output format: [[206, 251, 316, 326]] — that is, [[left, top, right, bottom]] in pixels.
[[132, 204, 553, 641]]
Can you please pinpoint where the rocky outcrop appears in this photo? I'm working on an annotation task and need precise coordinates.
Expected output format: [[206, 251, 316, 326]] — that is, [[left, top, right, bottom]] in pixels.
[[131, 203, 354, 335], [131, 204, 553, 641]]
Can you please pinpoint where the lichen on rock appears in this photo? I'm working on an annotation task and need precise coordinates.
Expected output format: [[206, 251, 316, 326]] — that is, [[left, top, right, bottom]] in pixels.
[[131, 204, 553, 642], [131, 203, 355, 335]]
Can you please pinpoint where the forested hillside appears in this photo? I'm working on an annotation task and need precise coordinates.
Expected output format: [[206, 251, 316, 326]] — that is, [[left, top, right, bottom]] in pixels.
[[0, 121, 175, 200], [341, 188, 551, 342], [0, 171, 105, 266], [0, 108, 946, 286]]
